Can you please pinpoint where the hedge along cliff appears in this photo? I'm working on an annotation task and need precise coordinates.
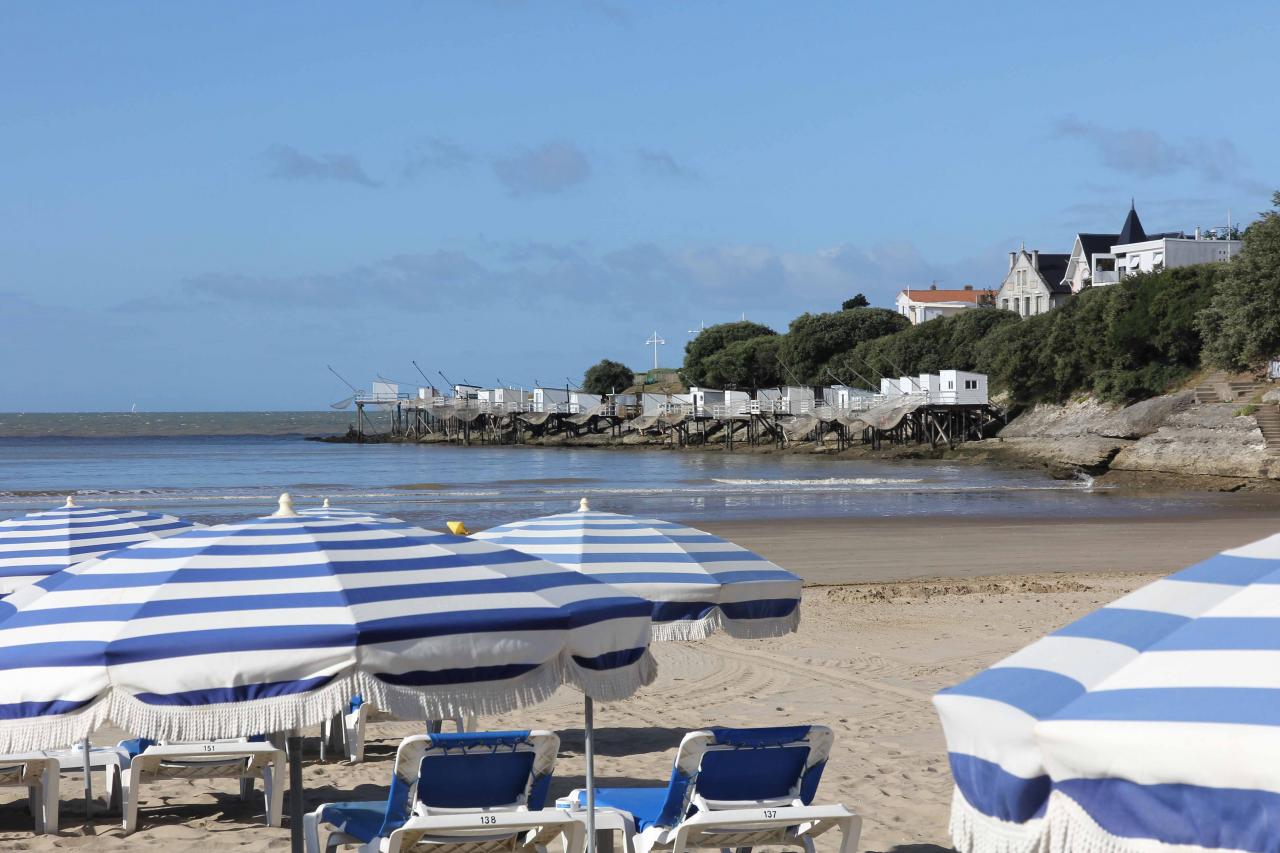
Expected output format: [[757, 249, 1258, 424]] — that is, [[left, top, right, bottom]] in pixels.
[[958, 392, 1279, 485]]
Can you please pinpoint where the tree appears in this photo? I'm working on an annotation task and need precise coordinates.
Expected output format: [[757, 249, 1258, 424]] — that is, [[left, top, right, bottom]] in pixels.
[[682, 321, 777, 386], [582, 359, 635, 395], [700, 335, 785, 389], [841, 294, 870, 310], [834, 307, 1020, 391], [779, 308, 909, 383], [1199, 191, 1280, 370]]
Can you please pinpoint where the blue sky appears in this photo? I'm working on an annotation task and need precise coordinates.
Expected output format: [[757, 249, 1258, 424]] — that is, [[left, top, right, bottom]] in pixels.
[[2, 1, 1277, 411]]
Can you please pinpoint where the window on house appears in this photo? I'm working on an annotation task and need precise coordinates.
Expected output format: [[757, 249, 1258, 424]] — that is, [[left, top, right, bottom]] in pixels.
[[1024, 296, 1031, 315], [948, 381, 954, 389], [1035, 296, 1043, 314], [1001, 298, 1009, 310]]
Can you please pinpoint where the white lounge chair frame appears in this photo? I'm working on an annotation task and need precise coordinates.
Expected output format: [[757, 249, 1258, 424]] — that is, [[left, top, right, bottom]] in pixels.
[[0, 753, 60, 834], [305, 730, 582, 853], [325, 699, 474, 764], [119, 739, 285, 834], [569, 727, 860, 853]]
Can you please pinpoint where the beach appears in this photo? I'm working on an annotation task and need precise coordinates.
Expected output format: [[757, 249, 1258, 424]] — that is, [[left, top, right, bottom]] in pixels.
[[4, 511, 1252, 852]]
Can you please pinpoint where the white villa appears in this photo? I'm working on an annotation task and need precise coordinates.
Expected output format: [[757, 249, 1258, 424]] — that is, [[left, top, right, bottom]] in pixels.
[[895, 285, 996, 324], [1062, 233, 1119, 293], [996, 248, 1071, 318], [1065, 203, 1243, 290]]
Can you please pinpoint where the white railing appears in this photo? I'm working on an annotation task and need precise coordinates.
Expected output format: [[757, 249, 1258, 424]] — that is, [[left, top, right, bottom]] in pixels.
[[355, 392, 411, 404]]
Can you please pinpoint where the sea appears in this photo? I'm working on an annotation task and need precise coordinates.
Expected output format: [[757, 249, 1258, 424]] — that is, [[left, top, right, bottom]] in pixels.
[[0, 411, 1273, 529]]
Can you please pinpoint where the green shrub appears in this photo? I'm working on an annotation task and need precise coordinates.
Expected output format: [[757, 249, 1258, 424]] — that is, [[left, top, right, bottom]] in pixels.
[[1199, 192, 1280, 370]]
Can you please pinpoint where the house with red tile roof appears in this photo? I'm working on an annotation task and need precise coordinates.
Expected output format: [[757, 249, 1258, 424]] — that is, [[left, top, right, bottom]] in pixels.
[[894, 284, 996, 325]]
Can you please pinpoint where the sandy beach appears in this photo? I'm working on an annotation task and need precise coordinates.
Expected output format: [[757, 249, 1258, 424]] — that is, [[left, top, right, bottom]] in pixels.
[[4, 513, 1267, 852]]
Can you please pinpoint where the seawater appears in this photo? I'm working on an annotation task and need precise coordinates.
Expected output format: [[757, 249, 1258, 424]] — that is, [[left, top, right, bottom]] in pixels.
[[0, 412, 1269, 528]]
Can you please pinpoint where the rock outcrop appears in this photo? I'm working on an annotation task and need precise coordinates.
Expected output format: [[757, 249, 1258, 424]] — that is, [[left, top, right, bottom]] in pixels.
[[968, 391, 1277, 483], [1111, 403, 1273, 480]]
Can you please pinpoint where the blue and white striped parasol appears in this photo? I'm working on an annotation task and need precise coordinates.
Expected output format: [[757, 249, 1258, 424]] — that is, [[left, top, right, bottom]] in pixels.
[[0, 497, 197, 596], [0, 493, 656, 755], [474, 499, 802, 641], [297, 498, 399, 522], [475, 498, 802, 853], [935, 528, 1280, 853]]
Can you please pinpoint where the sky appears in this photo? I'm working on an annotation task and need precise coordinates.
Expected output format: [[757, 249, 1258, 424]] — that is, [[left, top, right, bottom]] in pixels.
[[2, 2, 1278, 411]]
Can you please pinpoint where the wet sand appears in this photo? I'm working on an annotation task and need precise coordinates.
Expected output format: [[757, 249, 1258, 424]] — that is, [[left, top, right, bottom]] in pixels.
[[700, 512, 1280, 584]]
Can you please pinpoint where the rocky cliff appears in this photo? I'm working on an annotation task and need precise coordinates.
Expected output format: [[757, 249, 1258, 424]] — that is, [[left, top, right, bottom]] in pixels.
[[958, 391, 1278, 485]]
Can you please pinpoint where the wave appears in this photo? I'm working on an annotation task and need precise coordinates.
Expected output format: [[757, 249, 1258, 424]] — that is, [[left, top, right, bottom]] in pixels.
[[711, 477, 925, 486]]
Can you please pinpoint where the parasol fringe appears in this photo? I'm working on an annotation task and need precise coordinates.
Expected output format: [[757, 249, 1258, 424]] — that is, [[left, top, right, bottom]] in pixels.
[[948, 785, 1049, 853], [650, 607, 801, 643], [1043, 789, 1222, 853], [0, 652, 658, 754]]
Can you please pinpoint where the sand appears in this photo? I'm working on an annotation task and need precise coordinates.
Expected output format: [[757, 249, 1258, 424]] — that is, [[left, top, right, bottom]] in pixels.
[[4, 512, 1262, 852]]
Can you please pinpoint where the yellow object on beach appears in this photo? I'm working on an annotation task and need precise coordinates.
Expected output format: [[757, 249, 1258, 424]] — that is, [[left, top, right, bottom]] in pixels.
[[446, 521, 471, 536]]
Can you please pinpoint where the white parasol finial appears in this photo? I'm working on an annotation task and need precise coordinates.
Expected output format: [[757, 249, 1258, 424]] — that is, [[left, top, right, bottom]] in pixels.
[[322, 498, 331, 509], [63, 496, 77, 508], [579, 497, 590, 512], [272, 493, 298, 518]]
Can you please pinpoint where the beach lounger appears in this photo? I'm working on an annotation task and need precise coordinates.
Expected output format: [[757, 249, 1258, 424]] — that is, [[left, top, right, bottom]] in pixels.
[[117, 737, 285, 834], [565, 725, 859, 853], [325, 695, 473, 763], [0, 753, 60, 834], [303, 730, 583, 853]]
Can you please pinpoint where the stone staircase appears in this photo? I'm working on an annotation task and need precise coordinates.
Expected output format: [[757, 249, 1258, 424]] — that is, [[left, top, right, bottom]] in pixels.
[[1193, 372, 1263, 403], [1255, 405, 1280, 450], [1190, 372, 1280, 450]]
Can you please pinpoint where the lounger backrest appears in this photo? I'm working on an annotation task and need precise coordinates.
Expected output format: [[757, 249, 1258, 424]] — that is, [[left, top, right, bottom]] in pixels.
[[377, 730, 559, 838], [648, 726, 834, 829]]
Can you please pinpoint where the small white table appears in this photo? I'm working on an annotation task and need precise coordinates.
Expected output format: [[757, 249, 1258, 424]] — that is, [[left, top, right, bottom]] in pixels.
[[556, 796, 629, 853]]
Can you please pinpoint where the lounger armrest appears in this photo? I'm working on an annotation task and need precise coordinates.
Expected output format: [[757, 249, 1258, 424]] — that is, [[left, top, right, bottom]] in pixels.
[[680, 803, 856, 829], [386, 809, 585, 853], [397, 811, 581, 833]]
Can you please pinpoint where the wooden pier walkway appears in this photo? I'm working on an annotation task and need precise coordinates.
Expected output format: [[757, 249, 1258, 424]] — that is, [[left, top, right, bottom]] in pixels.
[[349, 395, 1005, 452]]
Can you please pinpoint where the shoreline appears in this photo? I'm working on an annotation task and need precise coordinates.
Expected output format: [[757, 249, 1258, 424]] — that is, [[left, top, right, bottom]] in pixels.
[[319, 427, 1280, 495]]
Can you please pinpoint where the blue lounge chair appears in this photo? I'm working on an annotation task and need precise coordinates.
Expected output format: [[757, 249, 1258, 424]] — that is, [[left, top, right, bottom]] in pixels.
[[304, 730, 583, 853], [565, 726, 859, 853]]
